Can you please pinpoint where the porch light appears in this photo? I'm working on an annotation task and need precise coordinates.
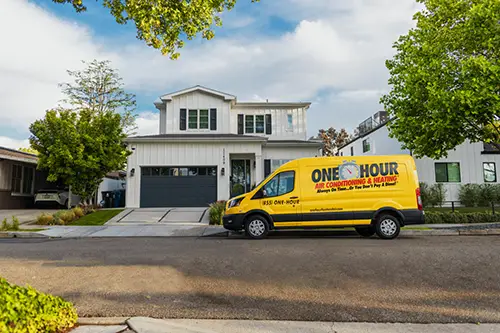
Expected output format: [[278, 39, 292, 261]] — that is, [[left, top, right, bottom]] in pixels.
[[253, 161, 256, 169], [221, 167, 225, 176], [130, 168, 135, 177]]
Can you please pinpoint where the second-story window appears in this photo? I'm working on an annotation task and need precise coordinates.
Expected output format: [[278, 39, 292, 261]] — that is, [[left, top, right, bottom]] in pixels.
[[244, 115, 265, 134], [287, 114, 293, 130], [187, 109, 209, 129], [245, 115, 254, 133], [362, 139, 370, 153]]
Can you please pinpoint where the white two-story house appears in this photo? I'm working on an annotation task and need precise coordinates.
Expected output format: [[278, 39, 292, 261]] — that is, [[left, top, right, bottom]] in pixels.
[[125, 86, 322, 208]]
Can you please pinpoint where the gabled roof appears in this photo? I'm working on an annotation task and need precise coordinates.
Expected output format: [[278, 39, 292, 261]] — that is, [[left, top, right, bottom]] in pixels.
[[155, 85, 236, 106], [0, 146, 38, 164]]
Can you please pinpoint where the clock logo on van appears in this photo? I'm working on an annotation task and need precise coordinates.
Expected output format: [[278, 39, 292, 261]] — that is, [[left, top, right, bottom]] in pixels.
[[339, 161, 360, 180]]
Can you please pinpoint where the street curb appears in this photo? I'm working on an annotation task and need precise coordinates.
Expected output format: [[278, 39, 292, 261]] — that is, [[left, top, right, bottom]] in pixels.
[[0, 231, 49, 238], [77, 317, 129, 325], [400, 230, 460, 236]]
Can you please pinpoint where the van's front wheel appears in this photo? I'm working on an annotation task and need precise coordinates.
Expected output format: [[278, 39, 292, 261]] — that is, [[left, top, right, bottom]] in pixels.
[[244, 215, 269, 239], [375, 214, 401, 239], [355, 227, 375, 238]]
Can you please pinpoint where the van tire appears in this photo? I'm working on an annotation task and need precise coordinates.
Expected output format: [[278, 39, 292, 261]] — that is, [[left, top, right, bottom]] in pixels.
[[375, 214, 401, 239], [355, 227, 375, 238], [244, 215, 270, 239]]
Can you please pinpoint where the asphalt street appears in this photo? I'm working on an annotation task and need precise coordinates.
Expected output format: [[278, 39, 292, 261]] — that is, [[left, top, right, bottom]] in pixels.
[[1, 234, 499, 323]]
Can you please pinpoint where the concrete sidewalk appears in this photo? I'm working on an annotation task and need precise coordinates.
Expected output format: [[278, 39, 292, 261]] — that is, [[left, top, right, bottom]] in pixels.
[[72, 318, 500, 333]]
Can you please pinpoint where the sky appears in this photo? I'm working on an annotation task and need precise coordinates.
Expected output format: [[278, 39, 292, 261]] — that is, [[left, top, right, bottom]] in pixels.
[[0, 0, 421, 149]]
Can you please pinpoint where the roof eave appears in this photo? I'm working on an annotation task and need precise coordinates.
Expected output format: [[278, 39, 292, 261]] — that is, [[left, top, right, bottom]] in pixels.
[[125, 137, 268, 143]]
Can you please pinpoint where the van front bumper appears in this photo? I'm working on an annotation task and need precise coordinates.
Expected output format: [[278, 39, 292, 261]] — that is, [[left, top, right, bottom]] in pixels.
[[223, 214, 245, 231], [402, 209, 425, 225]]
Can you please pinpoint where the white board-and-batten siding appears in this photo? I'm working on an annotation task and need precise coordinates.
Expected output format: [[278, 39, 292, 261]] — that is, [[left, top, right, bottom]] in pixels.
[[158, 91, 308, 140], [126, 141, 263, 208]]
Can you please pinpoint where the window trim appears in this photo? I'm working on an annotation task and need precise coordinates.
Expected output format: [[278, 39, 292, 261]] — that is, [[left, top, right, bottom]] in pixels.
[[244, 114, 268, 134], [11, 164, 35, 196], [483, 162, 497, 183], [435, 162, 461, 183], [245, 115, 255, 134], [186, 109, 213, 131]]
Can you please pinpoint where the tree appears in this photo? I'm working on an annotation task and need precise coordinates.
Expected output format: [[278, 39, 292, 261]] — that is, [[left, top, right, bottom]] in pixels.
[[59, 60, 137, 134], [19, 147, 38, 155], [318, 128, 350, 156], [30, 108, 130, 202], [52, 0, 260, 59], [381, 0, 500, 159], [29, 60, 135, 203]]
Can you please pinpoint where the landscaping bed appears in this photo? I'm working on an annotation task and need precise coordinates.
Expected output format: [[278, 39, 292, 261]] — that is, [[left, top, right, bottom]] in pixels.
[[36, 207, 124, 226]]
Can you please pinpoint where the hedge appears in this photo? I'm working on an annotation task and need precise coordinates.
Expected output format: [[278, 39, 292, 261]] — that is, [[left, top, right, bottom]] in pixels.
[[0, 277, 77, 333], [208, 201, 226, 225], [425, 212, 500, 224]]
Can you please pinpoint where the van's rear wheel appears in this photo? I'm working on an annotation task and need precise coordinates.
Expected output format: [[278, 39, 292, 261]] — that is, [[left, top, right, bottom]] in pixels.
[[244, 215, 269, 239], [355, 227, 375, 238], [375, 214, 401, 239]]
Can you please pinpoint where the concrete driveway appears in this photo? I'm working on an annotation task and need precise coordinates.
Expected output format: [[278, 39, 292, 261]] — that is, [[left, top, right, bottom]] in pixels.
[[0, 209, 58, 225], [107, 207, 209, 225]]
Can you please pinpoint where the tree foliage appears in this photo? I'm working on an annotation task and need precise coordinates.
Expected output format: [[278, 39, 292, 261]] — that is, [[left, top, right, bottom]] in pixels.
[[381, 0, 500, 158], [318, 128, 350, 156], [60, 60, 137, 133], [29, 60, 134, 200], [19, 147, 39, 155], [52, 0, 260, 59]]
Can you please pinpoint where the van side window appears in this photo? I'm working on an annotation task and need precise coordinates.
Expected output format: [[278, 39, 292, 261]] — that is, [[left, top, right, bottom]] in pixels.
[[262, 171, 295, 198]]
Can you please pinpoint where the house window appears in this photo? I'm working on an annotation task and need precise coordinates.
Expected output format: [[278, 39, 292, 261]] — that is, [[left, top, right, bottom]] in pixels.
[[11, 164, 34, 195], [142, 167, 217, 177], [199, 110, 209, 129], [483, 162, 497, 183], [362, 139, 370, 153], [187, 109, 210, 129], [188, 110, 198, 129], [245, 115, 254, 133], [271, 159, 291, 173], [350, 147, 354, 156], [287, 114, 293, 130], [435, 162, 461, 183], [255, 115, 265, 133]]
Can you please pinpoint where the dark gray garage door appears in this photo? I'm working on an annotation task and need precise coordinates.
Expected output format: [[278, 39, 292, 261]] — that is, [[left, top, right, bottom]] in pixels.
[[140, 166, 217, 207]]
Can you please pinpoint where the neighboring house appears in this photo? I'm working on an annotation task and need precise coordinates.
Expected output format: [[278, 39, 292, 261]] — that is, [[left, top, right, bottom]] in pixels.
[[125, 85, 322, 208], [338, 112, 500, 202], [0, 146, 52, 209]]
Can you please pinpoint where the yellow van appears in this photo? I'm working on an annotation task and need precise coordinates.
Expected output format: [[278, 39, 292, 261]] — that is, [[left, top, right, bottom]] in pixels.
[[223, 155, 424, 239]]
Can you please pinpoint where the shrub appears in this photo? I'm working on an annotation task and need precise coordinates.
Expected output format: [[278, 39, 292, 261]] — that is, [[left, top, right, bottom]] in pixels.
[[0, 277, 77, 333], [479, 184, 497, 207], [82, 205, 96, 215], [0, 217, 20, 231], [420, 182, 446, 207], [458, 184, 481, 207], [37, 213, 54, 225], [59, 210, 76, 225], [72, 207, 84, 218], [425, 211, 500, 224], [231, 183, 245, 196], [209, 201, 226, 225]]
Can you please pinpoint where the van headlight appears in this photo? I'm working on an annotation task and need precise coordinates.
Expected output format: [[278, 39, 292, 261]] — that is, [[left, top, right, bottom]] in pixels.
[[228, 198, 243, 208]]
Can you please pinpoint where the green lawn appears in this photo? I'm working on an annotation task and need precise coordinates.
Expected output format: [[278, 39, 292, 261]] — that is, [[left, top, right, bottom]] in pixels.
[[425, 207, 495, 213], [69, 209, 124, 226], [18, 228, 47, 232]]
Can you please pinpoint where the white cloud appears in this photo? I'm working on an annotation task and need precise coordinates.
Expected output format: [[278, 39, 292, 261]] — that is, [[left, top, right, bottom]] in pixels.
[[0, 0, 421, 141], [135, 112, 159, 136], [0, 137, 30, 150]]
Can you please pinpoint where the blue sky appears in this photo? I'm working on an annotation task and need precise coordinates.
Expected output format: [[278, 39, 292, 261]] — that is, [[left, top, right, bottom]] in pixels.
[[0, 0, 420, 148]]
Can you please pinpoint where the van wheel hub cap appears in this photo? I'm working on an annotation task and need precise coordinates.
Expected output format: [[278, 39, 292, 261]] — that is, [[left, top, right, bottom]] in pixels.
[[380, 219, 397, 236], [249, 220, 265, 236]]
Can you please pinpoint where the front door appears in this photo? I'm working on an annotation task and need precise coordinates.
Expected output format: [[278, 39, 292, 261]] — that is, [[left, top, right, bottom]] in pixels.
[[231, 160, 252, 197], [259, 169, 301, 225]]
